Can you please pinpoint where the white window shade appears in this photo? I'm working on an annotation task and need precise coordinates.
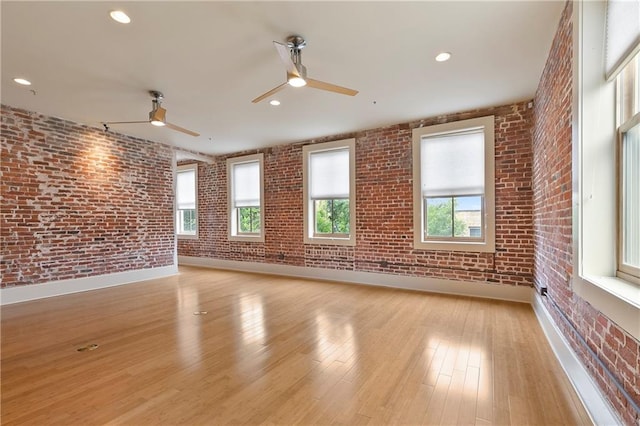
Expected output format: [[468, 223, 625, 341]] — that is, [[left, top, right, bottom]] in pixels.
[[309, 148, 350, 199], [606, 0, 640, 80], [176, 169, 196, 210], [421, 130, 485, 197], [233, 161, 260, 207]]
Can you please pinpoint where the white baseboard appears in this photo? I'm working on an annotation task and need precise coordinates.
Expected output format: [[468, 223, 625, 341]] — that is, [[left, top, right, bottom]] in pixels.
[[532, 293, 619, 426], [0, 265, 178, 305], [178, 256, 532, 303]]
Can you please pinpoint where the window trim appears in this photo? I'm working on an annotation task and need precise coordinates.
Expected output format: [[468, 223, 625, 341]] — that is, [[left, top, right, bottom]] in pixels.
[[412, 116, 495, 252], [227, 153, 265, 243], [176, 163, 198, 240], [303, 139, 356, 246]]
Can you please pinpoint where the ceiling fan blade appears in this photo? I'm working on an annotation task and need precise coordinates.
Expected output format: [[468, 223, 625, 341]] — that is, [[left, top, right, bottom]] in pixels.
[[305, 78, 358, 96], [273, 41, 299, 77], [252, 82, 288, 103], [102, 120, 149, 125], [165, 122, 200, 137]]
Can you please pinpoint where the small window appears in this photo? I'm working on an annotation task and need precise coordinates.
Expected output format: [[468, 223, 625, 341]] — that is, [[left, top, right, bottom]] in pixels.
[[413, 116, 495, 252], [617, 53, 640, 284], [303, 139, 356, 246], [227, 154, 264, 242], [176, 164, 197, 238]]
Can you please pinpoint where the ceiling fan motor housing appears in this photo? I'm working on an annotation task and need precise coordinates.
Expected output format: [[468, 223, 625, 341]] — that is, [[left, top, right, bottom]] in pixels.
[[149, 106, 166, 124], [149, 91, 166, 123]]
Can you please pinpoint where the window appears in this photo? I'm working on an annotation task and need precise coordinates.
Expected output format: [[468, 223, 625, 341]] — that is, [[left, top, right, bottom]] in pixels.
[[572, 0, 639, 340], [617, 53, 640, 284], [412, 116, 495, 252], [176, 164, 197, 238], [303, 139, 356, 246], [227, 154, 264, 242]]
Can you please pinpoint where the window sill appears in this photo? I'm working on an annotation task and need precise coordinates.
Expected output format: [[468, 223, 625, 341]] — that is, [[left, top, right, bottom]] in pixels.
[[228, 235, 264, 243], [575, 274, 640, 340], [583, 275, 640, 309], [177, 234, 198, 240], [304, 236, 355, 247], [413, 240, 495, 253]]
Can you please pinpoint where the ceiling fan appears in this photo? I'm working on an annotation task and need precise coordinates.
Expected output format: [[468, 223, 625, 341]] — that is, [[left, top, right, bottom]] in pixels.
[[252, 36, 359, 104], [102, 91, 199, 137]]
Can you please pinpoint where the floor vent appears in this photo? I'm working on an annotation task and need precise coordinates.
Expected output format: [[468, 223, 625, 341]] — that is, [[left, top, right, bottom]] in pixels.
[[76, 343, 99, 352]]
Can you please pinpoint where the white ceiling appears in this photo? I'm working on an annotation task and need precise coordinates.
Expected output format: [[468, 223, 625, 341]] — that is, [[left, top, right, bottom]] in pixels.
[[1, 1, 564, 155]]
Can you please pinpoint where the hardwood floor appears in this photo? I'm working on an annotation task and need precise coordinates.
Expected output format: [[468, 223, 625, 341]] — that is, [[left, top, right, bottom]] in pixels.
[[1, 266, 590, 425]]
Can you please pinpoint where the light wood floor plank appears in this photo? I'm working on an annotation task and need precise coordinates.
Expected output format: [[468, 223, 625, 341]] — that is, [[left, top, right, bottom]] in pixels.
[[1, 266, 590, 425]]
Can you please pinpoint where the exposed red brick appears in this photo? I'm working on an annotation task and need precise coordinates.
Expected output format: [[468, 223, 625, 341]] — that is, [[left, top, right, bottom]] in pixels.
[[179, 101, 535, 287], [1, 105, 175, 287]]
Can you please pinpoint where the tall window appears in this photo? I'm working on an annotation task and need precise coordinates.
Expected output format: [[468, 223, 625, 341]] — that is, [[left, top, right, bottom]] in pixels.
[[413, 116, 495, 252], [176, 164, 197, 237], [303, 139, 356, 246], [617, 53, 640, 283], [227, 154, 264, 242], [572, 0, 639, 340]]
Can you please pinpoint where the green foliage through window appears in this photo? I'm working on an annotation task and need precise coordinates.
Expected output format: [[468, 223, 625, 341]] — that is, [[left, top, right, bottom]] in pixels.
[[425, 196, 482, 239], [314, 199, 349, 235], [178, 209, 196, 234], [238, 207, 260, 234]]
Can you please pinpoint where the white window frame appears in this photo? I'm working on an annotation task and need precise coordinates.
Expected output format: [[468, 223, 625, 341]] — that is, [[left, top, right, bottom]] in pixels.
[[572, 0, 640, 341], [303, 139, 356, 246], [176, 163, 198, 239], [412, 116, 495, 252], [227, 153, 265, 242]]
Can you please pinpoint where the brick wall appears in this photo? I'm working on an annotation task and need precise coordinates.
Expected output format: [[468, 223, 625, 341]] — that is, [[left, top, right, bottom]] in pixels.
[[531, 2, 640, 424], [178, 100, 534, 287], [1, 105, 175, 287]]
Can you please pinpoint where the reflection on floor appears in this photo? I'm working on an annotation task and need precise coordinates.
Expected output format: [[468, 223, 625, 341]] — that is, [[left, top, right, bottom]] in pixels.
[[1, 266, 591, 425]]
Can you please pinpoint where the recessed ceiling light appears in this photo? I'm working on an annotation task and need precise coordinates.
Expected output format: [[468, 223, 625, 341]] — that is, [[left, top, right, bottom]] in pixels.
[[435, 52, 451, 62], [269, 100, 281, 106], [13, 78, 31, 86], [110, 10, 131, 24]]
